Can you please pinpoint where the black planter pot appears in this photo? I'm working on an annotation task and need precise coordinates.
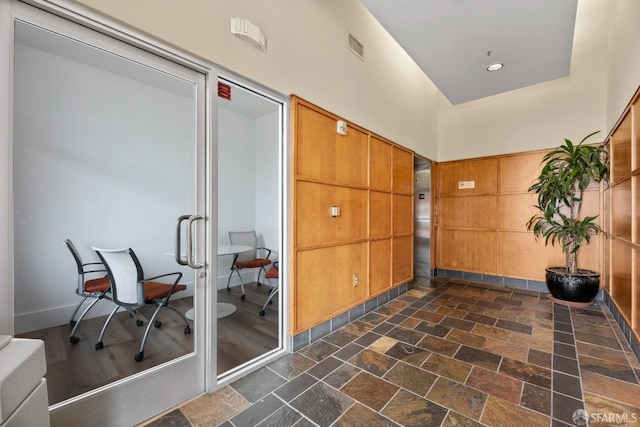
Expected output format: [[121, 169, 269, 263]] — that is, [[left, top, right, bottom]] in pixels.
[[545, 267, 600, 303]]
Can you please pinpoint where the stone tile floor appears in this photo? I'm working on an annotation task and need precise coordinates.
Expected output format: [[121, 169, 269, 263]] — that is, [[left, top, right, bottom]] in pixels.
[[143, 277, 640, 426]]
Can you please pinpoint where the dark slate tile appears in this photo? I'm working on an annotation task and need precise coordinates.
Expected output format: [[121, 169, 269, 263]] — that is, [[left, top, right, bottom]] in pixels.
[[440, 316, 476, 332], [463, 312, 498, 326], [382, 389, 448, 427], [385, 326, 425, 345], [387, 314, 409, 325], [256, 405, 303, 427], [310, 320, 331, 342], [307, 356, 343, 380], [578, 354, 639, 384], [414, 321, 451, 337], [349, 304, 365, 322], [454, 345, 502, 371], [355, 332, 382, 347], [372, 322, 396, 335], [323, 363, 361, 389], [553, 354, 580, 377], [552, 392, 584, 426], [553, 371, 582, 400], [290, 382, 354, 427], [274, 373, 318, 402], [333, 342, 364, 361], [554, 321, 573, 334], [268, 353, 317, 380], [554, 331, 575, 345], [553, 342, 576, 359], [332, 312, 350, 330], [231, 367, 288, 403], [231, 393, 284, 427], [298, 339, 340, 362], [323, 330, 358, 347]]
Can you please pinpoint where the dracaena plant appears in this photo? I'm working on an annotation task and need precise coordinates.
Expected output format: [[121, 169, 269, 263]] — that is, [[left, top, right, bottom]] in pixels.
[[526, 131, 609, 274]]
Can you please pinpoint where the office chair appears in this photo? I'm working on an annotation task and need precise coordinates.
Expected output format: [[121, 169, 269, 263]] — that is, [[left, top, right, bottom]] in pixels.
[[92, 247, 191, 362], [65, 239, 143, 345], [259, 261, 279, 316], [226, 231, 273, 300]]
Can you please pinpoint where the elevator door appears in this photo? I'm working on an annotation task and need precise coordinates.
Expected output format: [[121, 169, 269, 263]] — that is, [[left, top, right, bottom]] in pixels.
[[414, 158, 431, 277]]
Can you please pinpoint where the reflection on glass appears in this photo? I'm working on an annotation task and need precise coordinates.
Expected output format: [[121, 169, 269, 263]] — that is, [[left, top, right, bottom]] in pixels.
[[13, 22, 196, 405], [216, 81, 281, 375]]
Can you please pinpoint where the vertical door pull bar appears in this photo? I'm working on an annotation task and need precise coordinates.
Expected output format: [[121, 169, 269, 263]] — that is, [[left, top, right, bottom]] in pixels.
[[186, 214, 204, 269], [175, 215, 191, 266]]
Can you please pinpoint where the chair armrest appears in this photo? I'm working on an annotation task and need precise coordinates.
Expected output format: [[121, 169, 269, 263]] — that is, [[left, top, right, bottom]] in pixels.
[[143, 272, 183, 285], [257, 247, 272, 260]]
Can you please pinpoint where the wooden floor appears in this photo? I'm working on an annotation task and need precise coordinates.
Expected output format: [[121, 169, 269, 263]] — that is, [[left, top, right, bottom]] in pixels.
[[17, 282, 279, 405]]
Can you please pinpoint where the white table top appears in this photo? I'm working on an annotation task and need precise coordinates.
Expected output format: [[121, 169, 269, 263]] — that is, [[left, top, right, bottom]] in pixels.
[[217, 244, 253, 256]]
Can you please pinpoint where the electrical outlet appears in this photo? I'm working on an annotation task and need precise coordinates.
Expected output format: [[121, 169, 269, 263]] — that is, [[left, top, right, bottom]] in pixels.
[[353, 273, 359, 287]]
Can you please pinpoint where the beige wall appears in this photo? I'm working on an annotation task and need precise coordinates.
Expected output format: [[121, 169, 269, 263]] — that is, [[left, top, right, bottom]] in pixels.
[[72, 0, 639, 163], [606, 0, 640, 131], [72, 0, 440, 160]]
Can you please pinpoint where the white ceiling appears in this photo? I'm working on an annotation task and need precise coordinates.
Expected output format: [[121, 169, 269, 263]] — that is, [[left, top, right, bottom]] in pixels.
[[361, 0, 614, 105]]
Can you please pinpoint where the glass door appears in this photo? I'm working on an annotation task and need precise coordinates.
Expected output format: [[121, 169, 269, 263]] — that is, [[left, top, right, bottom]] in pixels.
[[3, 3, 214, 425]]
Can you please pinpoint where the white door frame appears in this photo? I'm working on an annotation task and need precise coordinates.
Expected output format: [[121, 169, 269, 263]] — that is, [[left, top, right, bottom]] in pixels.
[[1, 1, 217, 424]]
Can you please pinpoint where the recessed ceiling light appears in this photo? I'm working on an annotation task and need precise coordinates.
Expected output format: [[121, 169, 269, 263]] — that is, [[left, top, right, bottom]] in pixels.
[[487, 63, 503, 72]]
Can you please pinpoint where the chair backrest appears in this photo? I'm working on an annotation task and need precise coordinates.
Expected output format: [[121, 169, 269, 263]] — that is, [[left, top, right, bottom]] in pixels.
[[93, 247, 144, 306], [228, 231, 258, 262], [65, 239, 90, 294]]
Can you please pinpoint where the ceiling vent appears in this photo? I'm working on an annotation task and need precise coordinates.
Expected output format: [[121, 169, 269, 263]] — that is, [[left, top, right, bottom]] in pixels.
[[348, 34, 364, 60]]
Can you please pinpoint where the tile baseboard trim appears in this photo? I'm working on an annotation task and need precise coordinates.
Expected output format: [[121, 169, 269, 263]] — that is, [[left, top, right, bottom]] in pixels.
[[291, 282, 412, 352]]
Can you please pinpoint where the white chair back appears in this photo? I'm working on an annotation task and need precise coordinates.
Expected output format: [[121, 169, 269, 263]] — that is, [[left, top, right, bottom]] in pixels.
[[93, 247, 142, 306]]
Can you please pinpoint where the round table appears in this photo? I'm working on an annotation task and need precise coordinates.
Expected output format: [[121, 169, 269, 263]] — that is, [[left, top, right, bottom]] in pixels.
[[184, 244, 254, 320]]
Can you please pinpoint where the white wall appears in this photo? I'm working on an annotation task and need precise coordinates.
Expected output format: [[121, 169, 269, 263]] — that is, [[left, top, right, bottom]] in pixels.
[[13, 41, 195, 333], [72, 0, 440, 160], [606, 0, 640, 130]]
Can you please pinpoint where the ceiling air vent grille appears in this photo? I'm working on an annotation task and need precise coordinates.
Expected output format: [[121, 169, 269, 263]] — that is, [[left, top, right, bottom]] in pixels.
[[348, 34, 364, 60]]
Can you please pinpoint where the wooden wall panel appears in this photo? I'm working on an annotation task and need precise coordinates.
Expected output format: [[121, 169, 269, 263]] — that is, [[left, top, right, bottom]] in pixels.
[[370, 191, 391, 238], [393, 146, 413, 194], [393, 235, 413, 284], [499, 152, 545, 193], [296, 104, 368, 187], [439, 196, 497, 230], [370, 136, 392, 192], [392, 194, 413, 235], [296, 181, 368, 247], [611, 179, 632, 241], [295, 243, 368, 330], [498, 193, 538, 231], [634, 104, 640, 171], [611, 239, 633, 322], [611, 111, 632, 184], [439, 158, 498, 197], [370, 239, 392, 295], [438, 230, 496, 274]]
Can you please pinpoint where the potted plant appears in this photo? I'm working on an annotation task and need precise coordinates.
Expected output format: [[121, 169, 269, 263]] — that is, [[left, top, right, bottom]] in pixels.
[[526, 131, 609, 305]]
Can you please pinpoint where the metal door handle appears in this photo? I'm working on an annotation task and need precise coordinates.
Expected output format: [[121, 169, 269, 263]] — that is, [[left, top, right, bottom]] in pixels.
[[186, 214, 204, 269], [175, 215, 190, 266]]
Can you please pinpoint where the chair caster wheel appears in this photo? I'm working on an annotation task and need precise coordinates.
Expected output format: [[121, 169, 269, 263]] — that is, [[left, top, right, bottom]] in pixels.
[[184, 326, 191, 334], [259, 310, 265, 316], [136, 320, 144, 327], [69, 320, 76, 327], [241, 294, 246, 301], [134, 352, 144, 362], [95, 342, 104, 350], [257, 282, 262, 287], [154, 320, 162, 328], [70, 336, 79, 344], [269, 300, 273, 305], [226, 288, 231, 292]]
